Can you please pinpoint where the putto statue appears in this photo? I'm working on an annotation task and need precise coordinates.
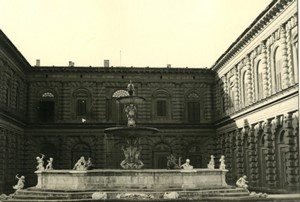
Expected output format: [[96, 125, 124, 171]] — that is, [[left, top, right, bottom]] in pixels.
[[12, 174, 25, 190], [73, 156, 87, 170], [45, 157, 54, 170], [207, 155, 215, 169], [236, 175, 249, 190], [219, 155, 226, 170], [180, 159, 193, 170], [36, 154, 45, 171], [166, 153, 180, 169]]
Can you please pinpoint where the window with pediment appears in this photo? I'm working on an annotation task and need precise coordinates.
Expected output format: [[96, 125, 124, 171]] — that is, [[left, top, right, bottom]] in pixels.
[[186, 92, 200, 123], [152, 90, 171, 120], [73, 89, 91, 120]]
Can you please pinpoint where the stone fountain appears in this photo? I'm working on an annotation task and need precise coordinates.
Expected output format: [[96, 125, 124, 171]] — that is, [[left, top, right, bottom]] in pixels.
[[104, 80, 159, 169], [8, 81, 250, 201]]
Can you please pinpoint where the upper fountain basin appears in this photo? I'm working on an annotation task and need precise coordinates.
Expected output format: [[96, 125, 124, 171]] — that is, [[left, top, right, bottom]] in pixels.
[[104, 126, 159, 137], [117, 96, 146, 104]]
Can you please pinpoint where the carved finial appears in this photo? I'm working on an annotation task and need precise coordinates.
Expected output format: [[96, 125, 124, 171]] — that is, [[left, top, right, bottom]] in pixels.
[[127, 80, 135, 96]]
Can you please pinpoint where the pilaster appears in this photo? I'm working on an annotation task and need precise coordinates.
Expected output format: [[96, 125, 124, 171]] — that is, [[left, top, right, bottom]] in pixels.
[[280, 25, 290, 88]]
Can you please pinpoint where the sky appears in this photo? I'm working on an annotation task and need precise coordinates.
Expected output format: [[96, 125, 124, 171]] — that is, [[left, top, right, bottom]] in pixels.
[[0, 0, 272, 68]]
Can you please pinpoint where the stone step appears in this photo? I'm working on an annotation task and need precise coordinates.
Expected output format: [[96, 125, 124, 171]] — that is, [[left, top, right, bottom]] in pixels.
[[7, 187, 250, 201]]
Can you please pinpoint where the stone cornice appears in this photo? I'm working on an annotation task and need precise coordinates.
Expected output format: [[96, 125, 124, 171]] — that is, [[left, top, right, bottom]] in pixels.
[[0, 30, 31, 72], [211, 0, 294, 72], [29, 66, 215, 75]]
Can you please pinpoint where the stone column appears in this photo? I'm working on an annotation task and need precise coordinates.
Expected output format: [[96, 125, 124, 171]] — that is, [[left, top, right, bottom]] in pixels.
[[235, 129, 244, 178], [284, 112, 299, 190], [261, 43, 270, 98], [266, 39, 273, 95], [280, 25, 290, 89], [265, 119, 276, 188], [234, 67, 240, 110], [245, 56, 253, 105], [249, 125, 258, 187], [223, 76, 229, 113]]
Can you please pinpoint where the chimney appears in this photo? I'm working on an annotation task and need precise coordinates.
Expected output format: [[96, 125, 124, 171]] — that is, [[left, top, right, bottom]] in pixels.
[[36, 59, 40, 66], [69, 61, 74, 67], [167, 64, 171, 68], [104, 60, 109, 67]]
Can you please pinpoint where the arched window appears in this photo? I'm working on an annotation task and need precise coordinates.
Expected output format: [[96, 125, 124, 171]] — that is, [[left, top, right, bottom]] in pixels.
[[292, 34, 298, 83], [276, 130, 288, 189], [38, 91, 56, 122], [257, 60, 264, 100], [186, 92, 200, 123], [273, 46, 283, 92], [152, 143, 171, 169]]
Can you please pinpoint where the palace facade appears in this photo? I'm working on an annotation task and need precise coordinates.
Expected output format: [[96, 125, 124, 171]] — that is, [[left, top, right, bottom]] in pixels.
[[0, 0, 298, 194]]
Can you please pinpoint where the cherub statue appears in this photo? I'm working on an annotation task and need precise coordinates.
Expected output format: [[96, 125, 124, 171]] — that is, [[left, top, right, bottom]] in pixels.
[[236, 175, 249, 189], [73, 156, 87, 170], [36, 154, 45, 171], [86, 157, 95, 170], [13, 174, 25, 190], [180, 159, 193, 170], [45, 157, 54, 170], [219, 155, 226, 170], [167, 153, 180, 169], [207, 155, 215, 169]]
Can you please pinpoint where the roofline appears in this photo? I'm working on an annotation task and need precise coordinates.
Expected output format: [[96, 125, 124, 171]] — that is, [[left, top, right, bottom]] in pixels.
[[0, 29, 32, 71], [210, 0, 293, 71]]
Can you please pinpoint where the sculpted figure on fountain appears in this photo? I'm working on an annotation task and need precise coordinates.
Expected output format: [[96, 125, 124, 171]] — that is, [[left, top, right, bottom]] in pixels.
[[219, 155, 226, 170], [181, 159, 193, 170], [73, 156, 87, 170], [13, 174, 25, 190], [36, 154, 45, 171], [207, 155, 215, 169], [167, 153, 180, 169], [45, 157, 54, 170]]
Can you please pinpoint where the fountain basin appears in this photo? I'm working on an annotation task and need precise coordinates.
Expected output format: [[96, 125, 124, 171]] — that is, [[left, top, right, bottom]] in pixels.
[[117, 96, 146, 104], [104, 126, 159, 137], [35, 169, 229, 190]]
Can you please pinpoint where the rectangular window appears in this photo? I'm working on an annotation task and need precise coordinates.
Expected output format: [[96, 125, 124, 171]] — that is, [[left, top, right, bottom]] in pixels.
[[77, 99, 87, 116], [157, 100, 167, 116], [188, 101, 200, 122]]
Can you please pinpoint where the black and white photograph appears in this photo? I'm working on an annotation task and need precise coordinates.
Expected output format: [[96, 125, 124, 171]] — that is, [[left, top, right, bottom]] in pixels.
[[0, 0, 299, 201]]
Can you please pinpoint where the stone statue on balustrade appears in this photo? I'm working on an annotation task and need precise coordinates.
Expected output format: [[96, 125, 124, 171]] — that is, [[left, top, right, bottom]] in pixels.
[[86, 157, 95, 170], [12, 174, 25, 190], [36, 154, 45, 171], [166, 153, 180, 169], [180, 159, 193, 170], [219, 155, 226, 170], [207, 155, 215, 169], [45, 157, 54, 170], [73, 156, 87, 170]]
